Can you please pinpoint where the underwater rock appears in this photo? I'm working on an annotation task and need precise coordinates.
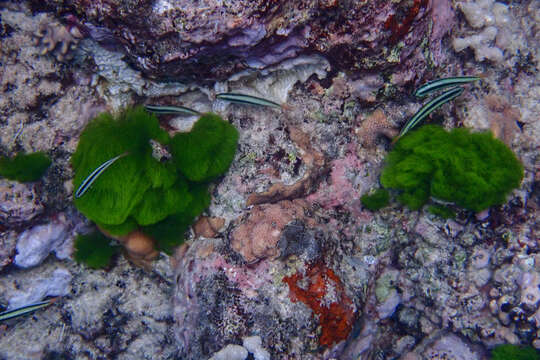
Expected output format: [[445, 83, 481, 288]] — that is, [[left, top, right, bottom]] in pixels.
[[0, 231, 17, 271], [423, 333, 481, 359], [0, 180, 44, 227], [7, 268, 71, 310], [172, 237, 339, 359], [209, 345, 248, 360], [242, 336, 271, 360], [33, 0, 453, 82], [14, 214, 74, 268]]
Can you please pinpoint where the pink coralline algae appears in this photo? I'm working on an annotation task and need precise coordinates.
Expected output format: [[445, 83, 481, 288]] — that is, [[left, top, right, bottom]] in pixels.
[[33, 0, 455, 82], [307, 152, 377, 215]]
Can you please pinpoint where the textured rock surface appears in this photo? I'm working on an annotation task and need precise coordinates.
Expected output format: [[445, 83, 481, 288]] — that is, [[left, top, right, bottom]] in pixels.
[[0, 256, 176, 360], [32, 0, 453, 82], [0, 180, 44, 227], [13, 213, 85, 268]]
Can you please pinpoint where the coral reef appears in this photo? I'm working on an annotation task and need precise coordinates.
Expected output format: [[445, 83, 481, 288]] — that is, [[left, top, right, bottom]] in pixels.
[[193, 216, 226, 238], [0, 180, 44, 227], [484, 94, 522, 146], [13, 214, 76, 268], [453, 0, 529, 65], [1, 0, 539, 358], [172, 238, 326, 359]]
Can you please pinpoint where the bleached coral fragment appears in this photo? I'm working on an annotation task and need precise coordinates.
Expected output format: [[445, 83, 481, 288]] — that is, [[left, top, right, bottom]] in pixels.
[[453, 26, 503, 62], [453, 0, 524, 63], [459, 1, 495, 28]]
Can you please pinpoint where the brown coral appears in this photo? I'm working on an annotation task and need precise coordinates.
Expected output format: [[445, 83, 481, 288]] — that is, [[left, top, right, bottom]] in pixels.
[[230, 199, 314, 263], [355, 109, 399, 148], [193, 216, 225, 238], [485, 94, 521, 146], [35, 20, 83, 61]]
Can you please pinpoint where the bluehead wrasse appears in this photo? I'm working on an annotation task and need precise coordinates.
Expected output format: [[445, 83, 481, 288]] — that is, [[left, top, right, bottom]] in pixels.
[[395, 86, 465, 142], [144, 104, 200, 116], [414, 75, 483, 98], [0, 298, 57, 322], [75, 152, 129, 198], [216, 93, 282, 108]]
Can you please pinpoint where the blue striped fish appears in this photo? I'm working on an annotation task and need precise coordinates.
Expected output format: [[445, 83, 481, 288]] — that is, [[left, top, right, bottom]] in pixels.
[[0, 298, 57, 322], [414, 76, 482, 98], [216, 93, 282, 108], [75, 152, 129, 198], [396, 86, 464, 141], [144, 104, 200, 116]]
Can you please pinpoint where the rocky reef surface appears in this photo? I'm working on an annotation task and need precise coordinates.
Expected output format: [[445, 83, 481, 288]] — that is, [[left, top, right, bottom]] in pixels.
[[1, 0, 539, 359], [30, 0, 453, 83]]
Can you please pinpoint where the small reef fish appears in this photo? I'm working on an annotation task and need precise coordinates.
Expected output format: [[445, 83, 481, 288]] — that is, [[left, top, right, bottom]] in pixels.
[[413, 75, 483, 98], [216, 93, 283, 108], [396, 86, 465, 141], [144, 104, 201, 116], [75, 152, 129, 198], [0, 298, 57, 322]]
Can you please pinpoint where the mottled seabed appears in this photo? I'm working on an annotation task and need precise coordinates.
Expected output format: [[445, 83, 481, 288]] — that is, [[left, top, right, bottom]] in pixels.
[[0, 1, 539, 359]]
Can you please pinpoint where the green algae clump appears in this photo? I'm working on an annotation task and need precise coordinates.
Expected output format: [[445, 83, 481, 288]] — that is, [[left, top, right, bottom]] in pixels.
[[380, 125, 523, 213], [491, 344, 539, 360], [170, 113, 239, 182], [72, 106, 238, 262], [361, 189, 390, 211], [74, 232, 119, 269], [0, 152, 51, 182]]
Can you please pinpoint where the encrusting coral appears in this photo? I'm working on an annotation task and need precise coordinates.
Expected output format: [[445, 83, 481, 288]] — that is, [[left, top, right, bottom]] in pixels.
[[71, 106, 238, 267], [380, 125, 523, 212], [355, 109, 399, 148]]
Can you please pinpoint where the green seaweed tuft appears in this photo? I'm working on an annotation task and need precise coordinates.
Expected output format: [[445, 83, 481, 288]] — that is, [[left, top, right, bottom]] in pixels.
[[72, 107, 238, 260], [170, 113, 239, 182], [361, 189, 390, 211], [381, 125, 523, 213], [72, 107, 170, 225], [74, 232, 119, 269], [0, 152, 51, 182], [427, 205, 456, 219], [491, 344, 539, 360]]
